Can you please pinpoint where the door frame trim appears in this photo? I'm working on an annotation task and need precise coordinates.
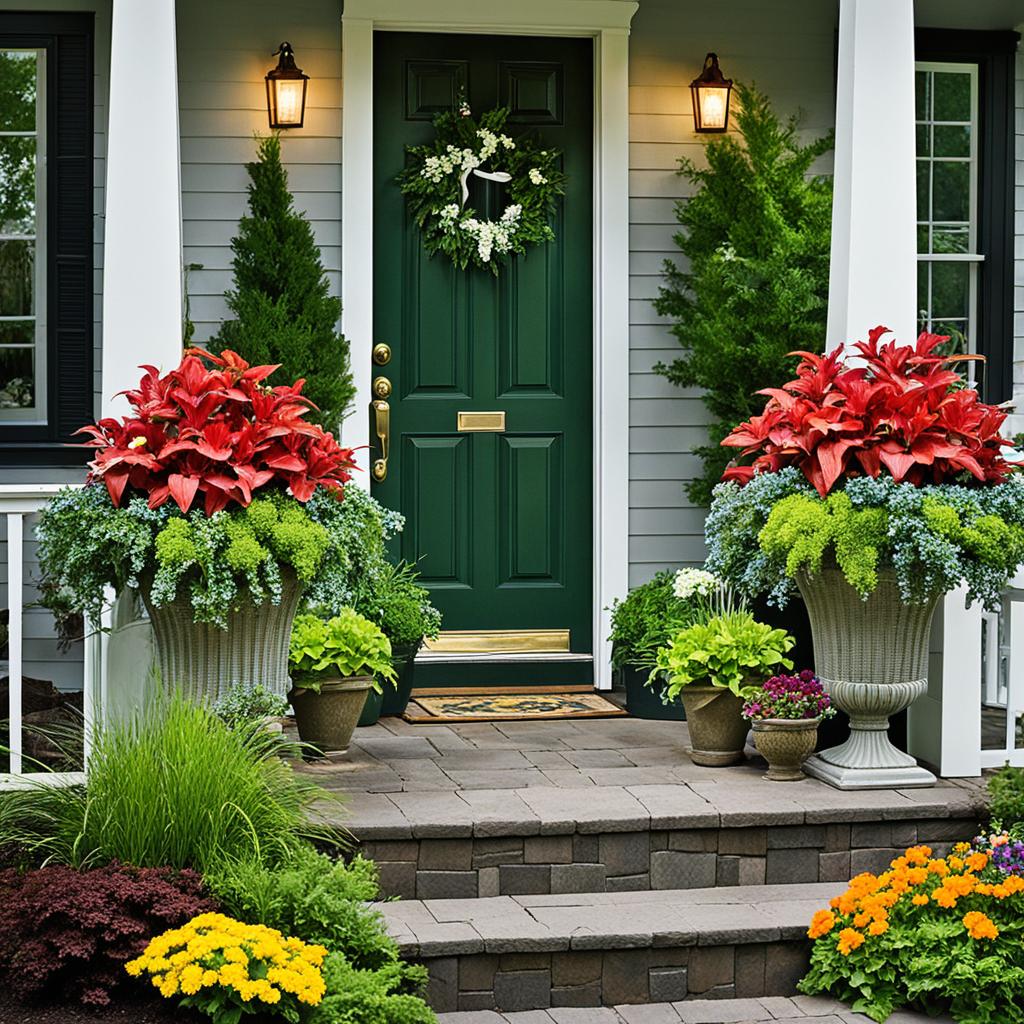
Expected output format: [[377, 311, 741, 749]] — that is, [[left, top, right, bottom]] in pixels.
[[341, 0, 636, 690]]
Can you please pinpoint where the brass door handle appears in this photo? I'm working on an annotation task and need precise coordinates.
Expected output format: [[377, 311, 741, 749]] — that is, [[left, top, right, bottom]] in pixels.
[[372, 399, 390, 481]]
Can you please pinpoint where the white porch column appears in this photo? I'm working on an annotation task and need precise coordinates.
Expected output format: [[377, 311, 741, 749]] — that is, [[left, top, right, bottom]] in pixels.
[[826, 0, 918, 350], [101, 0, 183, 416]]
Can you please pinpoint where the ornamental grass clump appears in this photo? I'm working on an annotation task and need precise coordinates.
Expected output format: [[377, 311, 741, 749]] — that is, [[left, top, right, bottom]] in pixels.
[[126, 912, 328, 1022], [801, 843, 1024, 1023]]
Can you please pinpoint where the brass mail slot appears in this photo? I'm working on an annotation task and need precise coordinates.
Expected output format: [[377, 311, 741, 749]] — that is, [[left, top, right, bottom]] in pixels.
[[457, 411, 506, 432]]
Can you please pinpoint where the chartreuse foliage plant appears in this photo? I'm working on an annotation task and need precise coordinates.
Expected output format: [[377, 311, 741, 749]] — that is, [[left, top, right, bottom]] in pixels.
[[706, 468, 1024, 610], [126, 912, 328, 1023], [0, 693, 335, 873], [289, 609, 398, 693], [801, 844, 1024, 1023], [652, 611, 794, 700], [654, 81, 833, 505]]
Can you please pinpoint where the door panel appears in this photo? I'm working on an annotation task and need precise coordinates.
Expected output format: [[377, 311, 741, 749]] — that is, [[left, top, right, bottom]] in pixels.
[[373, 31, 593, 657]]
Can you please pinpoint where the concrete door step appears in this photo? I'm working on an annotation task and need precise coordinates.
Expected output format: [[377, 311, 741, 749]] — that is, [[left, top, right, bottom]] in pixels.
[[381, 881, 838, 1012]]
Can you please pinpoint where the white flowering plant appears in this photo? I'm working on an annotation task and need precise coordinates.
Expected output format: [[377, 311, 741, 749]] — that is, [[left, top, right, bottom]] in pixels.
[[397, 104, 565, 273]]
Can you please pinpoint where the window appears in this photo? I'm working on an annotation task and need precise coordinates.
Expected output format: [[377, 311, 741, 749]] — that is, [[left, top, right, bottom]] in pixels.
[[915, 63, 980, 369], [0, 13, 93, 465], [0, 48, 46, 421]]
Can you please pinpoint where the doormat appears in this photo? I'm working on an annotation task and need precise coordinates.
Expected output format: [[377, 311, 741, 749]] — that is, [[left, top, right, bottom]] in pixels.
[[403, 691, 626, 723]]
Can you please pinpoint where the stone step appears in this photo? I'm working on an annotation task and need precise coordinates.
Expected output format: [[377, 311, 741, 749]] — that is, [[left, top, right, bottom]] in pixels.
[[380, 882, 838, 1013], [435, 995, 953, 1023], [344, 777, 983, 900]]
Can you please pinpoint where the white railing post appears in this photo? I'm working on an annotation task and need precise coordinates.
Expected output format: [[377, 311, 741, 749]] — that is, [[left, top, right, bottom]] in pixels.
[[102, 0, 183, 415], [6, 512, 23, 775], [827, 0, 918, 349]]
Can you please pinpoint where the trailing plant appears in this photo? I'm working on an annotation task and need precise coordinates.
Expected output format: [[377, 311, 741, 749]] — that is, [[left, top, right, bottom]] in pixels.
[[652, 611, 794, 700], [290, 609, 398, 692], [78, 347, 356, 513], [0, 862, 214, 1007], [987, 765, 1024, 830], [354, 559, 441, 651], [608, 568, 722, 670], [126, 911, 328, 1022], [397, 102, 565, 272], [212, 682, 289, 729], [654, 81, 833, 505], [741, 670, 834, 721], [0, 693, 336, 873], [801, 843, 1024, 1023], [705, 468, 1024, 610], [213, 134, 355, 429], [721, 330, 1016, 496]]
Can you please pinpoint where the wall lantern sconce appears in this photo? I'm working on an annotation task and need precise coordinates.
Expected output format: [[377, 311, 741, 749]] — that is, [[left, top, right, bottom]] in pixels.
[[690, 52, 732, 133], [266, 42, 308, 129]]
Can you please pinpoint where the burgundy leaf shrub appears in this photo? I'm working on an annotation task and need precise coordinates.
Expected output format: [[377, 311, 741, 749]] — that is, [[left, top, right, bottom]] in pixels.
[[721, 328, 1016, 496], [78, 347, 357, 515], [0, 862, 216, 1007]]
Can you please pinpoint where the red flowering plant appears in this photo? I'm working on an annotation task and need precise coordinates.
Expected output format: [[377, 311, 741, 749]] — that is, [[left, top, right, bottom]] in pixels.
[[36, 351, 371, 629], [704, 328, 1024, 610], [79, 347, 356, 515]]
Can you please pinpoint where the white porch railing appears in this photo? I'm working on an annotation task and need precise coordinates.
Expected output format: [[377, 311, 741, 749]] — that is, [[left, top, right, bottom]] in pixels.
[[1, 483, 97, 787]]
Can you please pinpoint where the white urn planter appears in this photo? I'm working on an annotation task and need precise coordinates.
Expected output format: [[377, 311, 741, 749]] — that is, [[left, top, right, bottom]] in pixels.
[[797, 566, 939, 790]]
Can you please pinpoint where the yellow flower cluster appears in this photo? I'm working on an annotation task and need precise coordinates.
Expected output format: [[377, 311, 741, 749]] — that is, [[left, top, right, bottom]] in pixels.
[[125, 912, 328, 1011], [806, 844, 1023, 956]]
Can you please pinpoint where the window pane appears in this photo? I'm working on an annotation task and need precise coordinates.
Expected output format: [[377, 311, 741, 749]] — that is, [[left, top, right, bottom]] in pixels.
[[915, 70, 929, 121], [933, 71, 971, 121], [916, 161, 929, 221], [932, 321, 968, 352], [932, 225, 968, 254], [931, 161, 969, 221], [0, 239, 33, 315], [0, 345, 34, 409], [934, 124, 970, 158], [0, 51, 38, 132], [917, 225, 930, 252], [931, 261, 969, 319], [917, 263, 930, 316], [0, 135, 36, 233], [916, 124, 930, 156], [0, 320, 34, 345]]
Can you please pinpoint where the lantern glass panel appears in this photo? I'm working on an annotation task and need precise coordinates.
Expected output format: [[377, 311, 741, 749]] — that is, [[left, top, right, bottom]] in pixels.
[[698, 86, 729, 130], [272, 79, 306, 127]]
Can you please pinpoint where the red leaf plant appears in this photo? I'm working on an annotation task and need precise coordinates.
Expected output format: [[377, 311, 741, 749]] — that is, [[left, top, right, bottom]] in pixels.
[[78, 348, 357, 515], [721, 327, 1017, 497]]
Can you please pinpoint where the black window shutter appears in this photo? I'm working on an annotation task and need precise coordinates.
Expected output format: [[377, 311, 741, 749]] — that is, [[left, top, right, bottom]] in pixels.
[[0, 12, 94, 465]]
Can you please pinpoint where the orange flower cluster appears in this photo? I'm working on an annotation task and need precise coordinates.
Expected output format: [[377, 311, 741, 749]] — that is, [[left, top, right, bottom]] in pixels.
[[806, 843, 1024, 957]]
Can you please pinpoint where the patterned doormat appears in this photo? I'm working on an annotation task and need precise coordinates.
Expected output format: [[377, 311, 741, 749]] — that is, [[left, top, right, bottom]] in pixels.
[[404, 691, 626, 723]]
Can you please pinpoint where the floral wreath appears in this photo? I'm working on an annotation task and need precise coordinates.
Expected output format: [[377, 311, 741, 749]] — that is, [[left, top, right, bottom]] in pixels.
[[397, 102, 566, 273]]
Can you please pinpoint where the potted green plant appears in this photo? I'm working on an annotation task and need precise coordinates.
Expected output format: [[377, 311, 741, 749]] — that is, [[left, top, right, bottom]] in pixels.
[[609, 568, 720, 720], [288, 609, 397, 754], [356, 560, 441, 717], [653, 609, 795, 766], [707, 329, 1024, 788], [36, 349, 357, 704], [742, 670, 836, 781]]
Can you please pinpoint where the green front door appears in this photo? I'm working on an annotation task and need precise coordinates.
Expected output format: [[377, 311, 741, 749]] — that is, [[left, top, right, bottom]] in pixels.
[[372, 32, 594, 673]]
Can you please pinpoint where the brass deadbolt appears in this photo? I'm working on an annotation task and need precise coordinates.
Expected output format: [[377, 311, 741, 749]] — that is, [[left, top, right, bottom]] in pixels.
[[372, 376, 392, 400], [372, 343, 392, 366]]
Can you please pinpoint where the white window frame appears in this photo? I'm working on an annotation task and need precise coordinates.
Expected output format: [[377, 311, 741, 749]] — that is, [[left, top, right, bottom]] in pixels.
[[0, 47, 46, 424], [914, 61, 981, 373]]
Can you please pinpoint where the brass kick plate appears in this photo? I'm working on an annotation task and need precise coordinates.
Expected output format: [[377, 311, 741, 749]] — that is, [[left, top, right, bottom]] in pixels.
[[457, 411, 506, 432], [424, 629, 571, 654]]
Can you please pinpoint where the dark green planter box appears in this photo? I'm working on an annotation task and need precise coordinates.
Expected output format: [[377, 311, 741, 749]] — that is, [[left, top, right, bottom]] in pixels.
[[620, 666, 686, 721], [358, 687, 383, 727], [380, 642, 418, 717]]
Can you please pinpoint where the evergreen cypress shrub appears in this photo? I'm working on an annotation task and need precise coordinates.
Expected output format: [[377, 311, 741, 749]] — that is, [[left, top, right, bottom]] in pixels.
[[214, 135, 355, 430], [654, 82, 833, 506]]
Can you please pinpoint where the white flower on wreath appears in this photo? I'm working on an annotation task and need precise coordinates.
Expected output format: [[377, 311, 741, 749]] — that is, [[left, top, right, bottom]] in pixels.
[[673, 567, 721, 600], [459, 102, 472, 117], [461, 204, 522, 263], [529, 168, 547, 186], [438, 204, 462, 233]]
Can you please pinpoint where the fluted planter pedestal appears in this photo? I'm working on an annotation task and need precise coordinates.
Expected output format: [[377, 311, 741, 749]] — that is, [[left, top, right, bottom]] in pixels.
[[798, 567, 938, 790]]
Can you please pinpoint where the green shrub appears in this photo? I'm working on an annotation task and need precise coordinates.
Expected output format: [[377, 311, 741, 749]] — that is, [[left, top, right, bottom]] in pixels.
[[989, 765, 1024, 829], [653, 611, 795, 700], [654, 82, 833, 505], [0, 694, 336, 872], [212, 683, 289, 729], [290, 610, 398, 692], [311, 955, 435, 1024], [356, 560, 442, 651]]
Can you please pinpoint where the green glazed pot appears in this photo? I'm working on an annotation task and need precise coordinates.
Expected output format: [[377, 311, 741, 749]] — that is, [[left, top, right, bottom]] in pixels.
[[380, 642, 419, 716]]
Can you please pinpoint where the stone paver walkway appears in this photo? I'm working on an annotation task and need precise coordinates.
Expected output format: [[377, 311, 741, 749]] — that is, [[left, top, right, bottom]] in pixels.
[[305, 716, 985, 837], [436, 995, 952, 1023]]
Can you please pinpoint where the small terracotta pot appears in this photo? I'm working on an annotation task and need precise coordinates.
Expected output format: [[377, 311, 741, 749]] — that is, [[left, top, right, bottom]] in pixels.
[[752, 718, 821, 781], [290, 676, 374, 755], [680, 685, 749, 766]]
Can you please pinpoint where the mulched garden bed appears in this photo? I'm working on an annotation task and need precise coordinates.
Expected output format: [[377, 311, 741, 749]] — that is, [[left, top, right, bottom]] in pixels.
[[0, 994, 205, 1024]]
